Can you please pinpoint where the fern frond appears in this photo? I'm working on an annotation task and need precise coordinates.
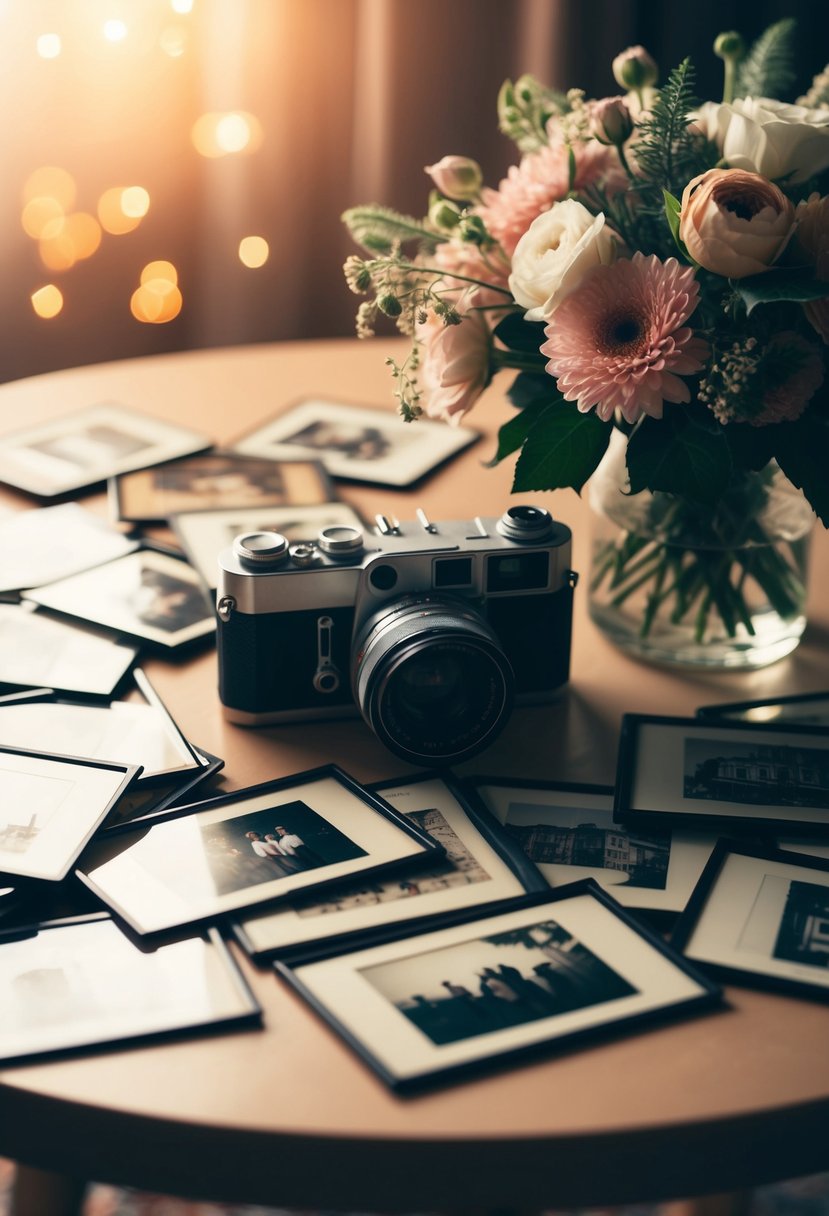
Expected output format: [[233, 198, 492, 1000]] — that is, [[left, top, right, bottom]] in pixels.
[[736, 19, 797, 99], [341, 206, 441, 255], [798, 63, 829, 109], [634, 59, 711, 198]]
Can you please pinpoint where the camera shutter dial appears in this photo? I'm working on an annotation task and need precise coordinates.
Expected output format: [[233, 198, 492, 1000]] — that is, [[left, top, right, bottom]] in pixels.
[[318, 525, 364, 557], [496, 505, 554, 542], [233, 531, 290, 567]]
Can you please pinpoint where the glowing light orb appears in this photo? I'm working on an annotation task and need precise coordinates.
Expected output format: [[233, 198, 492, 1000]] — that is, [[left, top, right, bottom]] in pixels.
[[121, 187, 150, 218], [37, 34, 61, 58], [140, 260, 178, 286], [191, 111, 262, 158], [103, 20, 128, 42], [98, 186, 149, 234], [171, 0, 194, 12], [21, 196, 64, 239], [131, 281, 183, 324], [31, 285, 64, 319], [23, 167, 76, 210], [239, 236, 269, 268]]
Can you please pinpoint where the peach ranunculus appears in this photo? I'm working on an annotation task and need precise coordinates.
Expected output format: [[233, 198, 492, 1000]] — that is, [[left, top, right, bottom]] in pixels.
[[692, 97, 829, 185], [679, 168, 794, 279], [418, 288, 495, 424], [794, 193, 829, 344]]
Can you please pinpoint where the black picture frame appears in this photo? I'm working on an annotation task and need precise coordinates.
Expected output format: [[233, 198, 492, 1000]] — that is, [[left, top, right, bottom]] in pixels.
[[0, 911, 261, 1066], [697, 692, 829, 728], [275, 880, 721, 1093], [615, 713, 829, 838], [466, 776, 719, 916], [233, 770, 548, 963], [672, 838, 829, 1002], [76, 764, 445, 937], [99, 746, 224, 834]]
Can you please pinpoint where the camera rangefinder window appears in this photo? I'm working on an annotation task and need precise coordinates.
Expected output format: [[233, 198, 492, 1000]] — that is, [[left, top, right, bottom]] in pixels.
[[486, 552, 549, 594], [433, 557, 473, 589]]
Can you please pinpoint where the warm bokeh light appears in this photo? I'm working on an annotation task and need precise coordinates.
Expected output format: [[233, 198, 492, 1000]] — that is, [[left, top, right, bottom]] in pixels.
[[103, 19, 128, 42], [38, 213, 102, 271], [97, 187, 147, 234], [31, 285, 64, 319], [64, 213, 102, 260], [140, 260, 178, 286], [239, 235, 269, 268], [171, 0, 194, 12], [191, 111, 263, 158], [131, 280, 183, 324], [38, 231, 77, 272], [121, 186, 150, 218], [23, 167, 76, 210], [21, 196, 64, 239], [160, 24, 188, 56], [36, 33, 61, 59]]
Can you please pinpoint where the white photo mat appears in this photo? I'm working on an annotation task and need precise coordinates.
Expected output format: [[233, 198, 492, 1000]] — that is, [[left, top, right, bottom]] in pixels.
[[0, 503, 137, 593], [0, 603, 137, 696]]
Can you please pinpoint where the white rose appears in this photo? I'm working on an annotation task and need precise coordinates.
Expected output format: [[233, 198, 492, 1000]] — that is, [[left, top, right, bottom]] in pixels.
[[508, 200, 618, 321], [694, 97, 829, 184]]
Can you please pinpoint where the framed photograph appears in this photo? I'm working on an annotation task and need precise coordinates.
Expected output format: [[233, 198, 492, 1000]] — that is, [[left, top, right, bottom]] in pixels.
[[0, 402, 210, 498], [99, 746, 224, 834], [0, 913, 260, 1065], [697, 692, 829, 729], [234, 772, 548, 961], [24, 549, 215, 650], [77, 765, 444, 936], [229, 398, 479, 487], [0, 503, 137, 593], [468, 778, 718, 915], [276, 881, 720, 1092], [0, 603, 137, 698], [672, 839, 829, 1002], [171, 501, 366, 589], [615, 714, 829, 838], [110, 452, 334, 524], [0, 746, 139, 882]]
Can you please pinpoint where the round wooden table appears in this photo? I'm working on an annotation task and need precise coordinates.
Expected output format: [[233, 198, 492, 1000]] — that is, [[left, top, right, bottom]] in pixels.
[[1, 339, 828, 1215]]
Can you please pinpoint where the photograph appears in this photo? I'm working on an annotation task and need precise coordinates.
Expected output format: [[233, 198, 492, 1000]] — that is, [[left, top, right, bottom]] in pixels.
[[697, 693, 829, 729], [0, 746, 139, 882], [0, 402, 210, 498], [277, 883, 720, 1091], [672, 841, 829, 1001], [99, 746, 224, 835], [24, 549, 215, 649], [0, 914, 260, 1065], [110, 452, 334, 523], [615, 715, 829, 838], [172, 501, 366, 589], [77, 765, 443, 935], [0, 603, 137, 697], [469, 779, 718, 914], [0, 503, 137, 593], [229, 398, 479, 487], [234, 772, 547, 960]]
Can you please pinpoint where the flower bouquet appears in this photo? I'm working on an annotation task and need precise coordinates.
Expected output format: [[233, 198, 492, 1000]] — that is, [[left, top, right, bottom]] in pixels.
[[342, 22, 829, 668]]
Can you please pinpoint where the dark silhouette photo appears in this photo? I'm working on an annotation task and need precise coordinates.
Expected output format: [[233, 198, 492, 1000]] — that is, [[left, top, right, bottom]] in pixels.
[[684, 738, 829, 809], [773, 880, 829, 970]]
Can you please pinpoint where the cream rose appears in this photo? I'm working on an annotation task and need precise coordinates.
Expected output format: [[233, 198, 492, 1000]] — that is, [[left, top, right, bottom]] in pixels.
[[508, 200, 618, 321], [693, 97, 829, 185], [679, 168, 794, 279]]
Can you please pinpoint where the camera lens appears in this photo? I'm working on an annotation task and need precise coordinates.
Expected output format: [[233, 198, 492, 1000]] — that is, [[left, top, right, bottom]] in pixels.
[[352, 596, 514, 765]]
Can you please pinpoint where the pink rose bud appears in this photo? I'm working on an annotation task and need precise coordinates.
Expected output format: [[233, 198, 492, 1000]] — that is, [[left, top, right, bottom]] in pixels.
[[679, 168, 795, 280], [612, 45, 658, 91], [424, 155, 483, 201], [590, 97, 633, 146]]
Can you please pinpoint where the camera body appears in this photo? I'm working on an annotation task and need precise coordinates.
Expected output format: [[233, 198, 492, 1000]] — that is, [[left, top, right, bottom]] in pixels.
[[217, 505, 576, 765]]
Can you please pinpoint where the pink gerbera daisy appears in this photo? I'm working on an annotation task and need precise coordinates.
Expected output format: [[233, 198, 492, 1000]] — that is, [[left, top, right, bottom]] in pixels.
[[541, 253, 710, 423]]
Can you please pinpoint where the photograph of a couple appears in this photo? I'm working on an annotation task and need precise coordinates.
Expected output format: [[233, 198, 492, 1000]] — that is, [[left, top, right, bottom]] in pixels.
[[201, 799, 367, 896], [363, 917, 637, 1047]]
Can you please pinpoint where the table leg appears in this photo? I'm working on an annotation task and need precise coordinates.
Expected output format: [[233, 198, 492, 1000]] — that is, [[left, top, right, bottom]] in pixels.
[[661, 1192, 752, 1216], [9, 1164, 87, 1216]]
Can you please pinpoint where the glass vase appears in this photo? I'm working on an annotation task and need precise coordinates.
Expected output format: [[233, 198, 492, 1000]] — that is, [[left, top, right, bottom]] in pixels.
[[587, 435, 814, 670]]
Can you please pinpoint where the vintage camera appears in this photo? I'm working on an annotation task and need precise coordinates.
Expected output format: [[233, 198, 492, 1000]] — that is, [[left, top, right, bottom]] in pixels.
[[216, 505, 576, 766]]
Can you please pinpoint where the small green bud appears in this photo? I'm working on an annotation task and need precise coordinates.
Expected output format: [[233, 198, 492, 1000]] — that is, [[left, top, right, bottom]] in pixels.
[[428, 198, 461, 231], [457, 213, 488, 245], [714, 31, 745, 60], [377, 294, 402, 318], [612, 45, 658, 91]]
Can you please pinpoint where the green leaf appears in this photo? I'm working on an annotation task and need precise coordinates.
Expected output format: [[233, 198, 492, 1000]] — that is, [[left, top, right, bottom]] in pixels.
[[735, 271, 829, 315], [773, 417, 829, 526], [487, 407, 544, 466], [736, 18, 797, 100], [662, 189, 696, 263], [626, 410, 733, 505], [725, 423, 776, 473], [341, 205, 440, 254], [512, 404, 611, 493], [493, 312, 546, 354], [507, 371, 552, 411]]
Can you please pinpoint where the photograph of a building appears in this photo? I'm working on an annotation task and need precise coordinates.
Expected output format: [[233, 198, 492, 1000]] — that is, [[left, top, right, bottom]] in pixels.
[[684, 739, 829, 808]]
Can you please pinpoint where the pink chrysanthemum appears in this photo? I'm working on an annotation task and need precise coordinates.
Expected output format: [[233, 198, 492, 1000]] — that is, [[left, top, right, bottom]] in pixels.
[[478, 139, 621, 257], [541, 253, 710, 423]]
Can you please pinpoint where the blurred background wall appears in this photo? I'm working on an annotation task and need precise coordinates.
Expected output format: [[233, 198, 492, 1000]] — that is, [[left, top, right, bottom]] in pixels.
[[1, 0, 827, 384]]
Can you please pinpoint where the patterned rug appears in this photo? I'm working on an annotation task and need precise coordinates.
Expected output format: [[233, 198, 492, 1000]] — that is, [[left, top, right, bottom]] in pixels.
[[2, 1157, 829, 1215]]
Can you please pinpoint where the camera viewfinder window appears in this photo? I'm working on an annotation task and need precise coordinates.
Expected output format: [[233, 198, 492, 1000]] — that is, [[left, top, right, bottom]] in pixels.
[[433, 558, 473, 589], [486, 552, 549, 594]]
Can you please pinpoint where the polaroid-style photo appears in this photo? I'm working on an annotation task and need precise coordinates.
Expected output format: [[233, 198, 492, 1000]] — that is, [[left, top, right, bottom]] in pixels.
[[697, 693, 829, 729], [172, 501, 366, 589], [0, 603, 137, 697], [24, 550, 215, 650], [77, 766, 443, 936], [0, 747, 138, 881], [100, 746, 224, 834], [0, 914, 260, 1065], [0, 503, 138, 593], [0, 403, 210, 498], [469, 779, 718, 914], [615, 714, 829, 838], [229, 398, 479, 487], [110, 453, 334, 524], [277, 882, 720, 1091], [673, 840, 829, 1001], [234, 772, 548, 961]]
